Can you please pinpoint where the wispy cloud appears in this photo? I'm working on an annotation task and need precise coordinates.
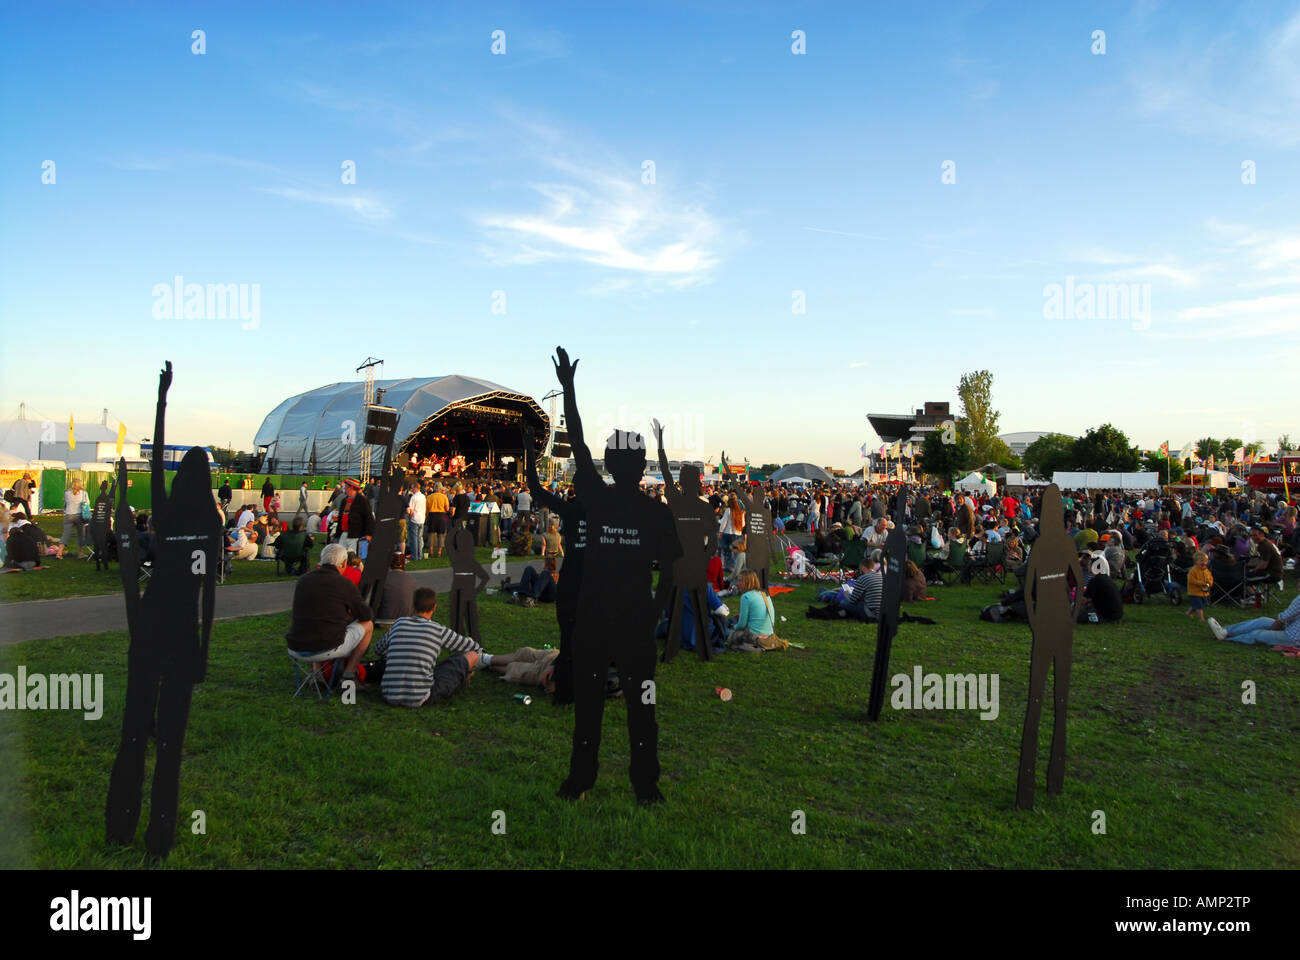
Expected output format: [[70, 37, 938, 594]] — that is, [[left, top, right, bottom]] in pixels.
[[259, 186, 392, 222], [478, 122, 721, 282], [1126, 10, 1300, 146]]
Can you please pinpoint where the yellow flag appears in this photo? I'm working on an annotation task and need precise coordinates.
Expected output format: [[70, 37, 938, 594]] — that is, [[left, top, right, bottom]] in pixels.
[[116, 422, 127, 456], [68, 414, 76, 450]]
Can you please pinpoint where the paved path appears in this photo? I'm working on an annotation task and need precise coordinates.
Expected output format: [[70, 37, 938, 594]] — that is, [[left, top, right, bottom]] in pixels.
[[0, 560, 541, 646]]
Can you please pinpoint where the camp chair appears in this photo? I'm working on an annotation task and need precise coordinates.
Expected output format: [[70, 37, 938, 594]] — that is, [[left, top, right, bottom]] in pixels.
[[275, 532, 312, 576], [1243, 571, 1284, 610], [1208, 557, 1247, 608], [840, 538, 867, 572], [287, 647, 347, 700], [968, 541, 1007, 585], [940, 540, 969, 586], [907, 542, 926, 570]]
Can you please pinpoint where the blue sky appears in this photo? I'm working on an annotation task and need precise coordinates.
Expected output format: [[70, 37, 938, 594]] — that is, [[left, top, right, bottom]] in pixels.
[[2, 1, 1297, 467]]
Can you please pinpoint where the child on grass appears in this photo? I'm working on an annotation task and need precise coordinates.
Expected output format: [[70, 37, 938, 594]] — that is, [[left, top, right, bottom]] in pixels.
[[1186, 550, 1212, 621]]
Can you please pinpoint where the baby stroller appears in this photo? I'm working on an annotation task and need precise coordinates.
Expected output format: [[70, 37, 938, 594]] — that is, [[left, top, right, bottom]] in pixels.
[[1126, 539, 1182, 606]]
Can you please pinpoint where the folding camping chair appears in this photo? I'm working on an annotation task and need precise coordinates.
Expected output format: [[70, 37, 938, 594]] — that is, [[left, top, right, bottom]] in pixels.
[[288, 648, 348, 700], [968, 541, 1007, 585], [940, 540, 969, 586], [1208, 556, 1247, 608]]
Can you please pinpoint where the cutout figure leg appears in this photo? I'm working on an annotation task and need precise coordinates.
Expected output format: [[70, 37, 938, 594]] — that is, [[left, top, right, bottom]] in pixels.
[[106, 656, 161, 844], [1016, 641, 1054, 809], [663, 585, 684, 662], [688, 586, 712, 661], [466, 598, 481, 643], [553, 614, 576, 704], [143, 664, 196, 858], [561, 631, 607, 796], [618, 645, 661, 801], [1046, 651, 1071, 795]]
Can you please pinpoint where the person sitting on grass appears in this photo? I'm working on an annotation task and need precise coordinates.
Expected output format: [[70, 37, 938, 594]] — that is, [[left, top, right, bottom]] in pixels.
[[286, 542, 374, 687], [838, 556, 883, 620], [1076, 554, 1123, 624], [1208, 592, 1300, 648], [486, 646, 561, 692], [729, 570, 779, 651], [342, 550, 364, 586], [903, 559, 927, 602], [377, 586, 487, 707], [376, 550, 416, 620], [504, 555, 559, 606], [4, 517, 47, 570], [227, 520, 258, 561]]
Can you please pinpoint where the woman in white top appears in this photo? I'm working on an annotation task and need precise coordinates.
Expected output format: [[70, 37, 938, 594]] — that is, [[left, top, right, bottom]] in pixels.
[[62, 477, 90, 557]]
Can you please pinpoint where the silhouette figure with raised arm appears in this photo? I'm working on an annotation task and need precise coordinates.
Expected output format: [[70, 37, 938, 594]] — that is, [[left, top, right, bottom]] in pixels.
[[553, 346, 681, 803], [1016, 484, 1083, 809], [106, 361, 221, 858], [655, 419, 718, 662], [522, 424, 585, 703], [867, 492, 908, 721]]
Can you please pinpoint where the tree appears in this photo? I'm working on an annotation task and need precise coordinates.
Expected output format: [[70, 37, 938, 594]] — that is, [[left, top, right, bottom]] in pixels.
[[1244, 441, 1264, 458], [956, 370, 1002, 466], [1071, 424, 1141, 472], [1194, 437, 1219, 464], [1278, 434, 1294, 454], [1021, 433, 1075, 479], [1141, 453, 1185, 483], [986, 437, 1022, 470], [759, 463, 782, 474], [1218, 437, 1243, 463], [916, 428, 971, 484]]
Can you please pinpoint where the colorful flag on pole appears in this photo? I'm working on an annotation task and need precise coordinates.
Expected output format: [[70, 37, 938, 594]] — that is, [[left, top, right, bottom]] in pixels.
[[878, 445, 887, 458], [888, 440, 901, 458], [1178, 442, 1194, 461], [1233, 446, 1244, 463], [116, 421, 127, 456], [1208, 454, 1215, 469], [68, 414, 75, 450], [860, 443, 868, 459], [1158, 441, 1169, 458]]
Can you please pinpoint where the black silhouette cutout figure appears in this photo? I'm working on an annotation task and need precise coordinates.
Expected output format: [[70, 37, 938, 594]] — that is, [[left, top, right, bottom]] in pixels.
[[447, 524, 490, 642], [522, 424, 585, 704], [553, 347, 681, 803], [655, 420, 718, 662], [867, 493, 908, 721], [1016, 484, 1083, 809], [106, 362, 221, 858], [358, 461, 405, 613], [732, 471, 775, 592], [91, 478, 116, 571]]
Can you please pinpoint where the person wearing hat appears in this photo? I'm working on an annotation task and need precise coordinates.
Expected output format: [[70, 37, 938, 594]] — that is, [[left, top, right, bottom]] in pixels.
[[338, 477, 375, 557]]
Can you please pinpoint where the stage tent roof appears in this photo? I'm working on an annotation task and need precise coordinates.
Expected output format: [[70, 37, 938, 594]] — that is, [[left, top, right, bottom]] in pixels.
[[254, 375, 547, 474], [770, 463, 833, 482]]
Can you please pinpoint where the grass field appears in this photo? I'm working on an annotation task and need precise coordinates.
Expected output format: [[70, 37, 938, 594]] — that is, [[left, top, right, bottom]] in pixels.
[[0, 515, 502, 603], [2, 568, 1297, 870]]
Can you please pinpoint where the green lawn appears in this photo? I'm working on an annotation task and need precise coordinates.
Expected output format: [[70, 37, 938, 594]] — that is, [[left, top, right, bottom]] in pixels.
[[2, 570, 1297, 869], [0, 515, 503, 602]]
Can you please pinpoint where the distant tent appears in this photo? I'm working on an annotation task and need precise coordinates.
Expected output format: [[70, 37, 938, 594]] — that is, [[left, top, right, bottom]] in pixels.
[[770, 462, 832, 483], [956, 472, 997, 495]]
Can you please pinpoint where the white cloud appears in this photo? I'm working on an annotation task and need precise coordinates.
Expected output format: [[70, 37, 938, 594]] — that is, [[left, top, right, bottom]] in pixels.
[[259, 186, 393, 222], [479, 144, 720, 280], [1126, 10, 1300, 147]]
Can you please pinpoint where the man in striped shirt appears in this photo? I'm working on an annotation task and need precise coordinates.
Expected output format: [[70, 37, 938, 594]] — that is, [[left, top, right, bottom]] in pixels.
[[838, 556, 883, 621], [378, 587, 489, 707]]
